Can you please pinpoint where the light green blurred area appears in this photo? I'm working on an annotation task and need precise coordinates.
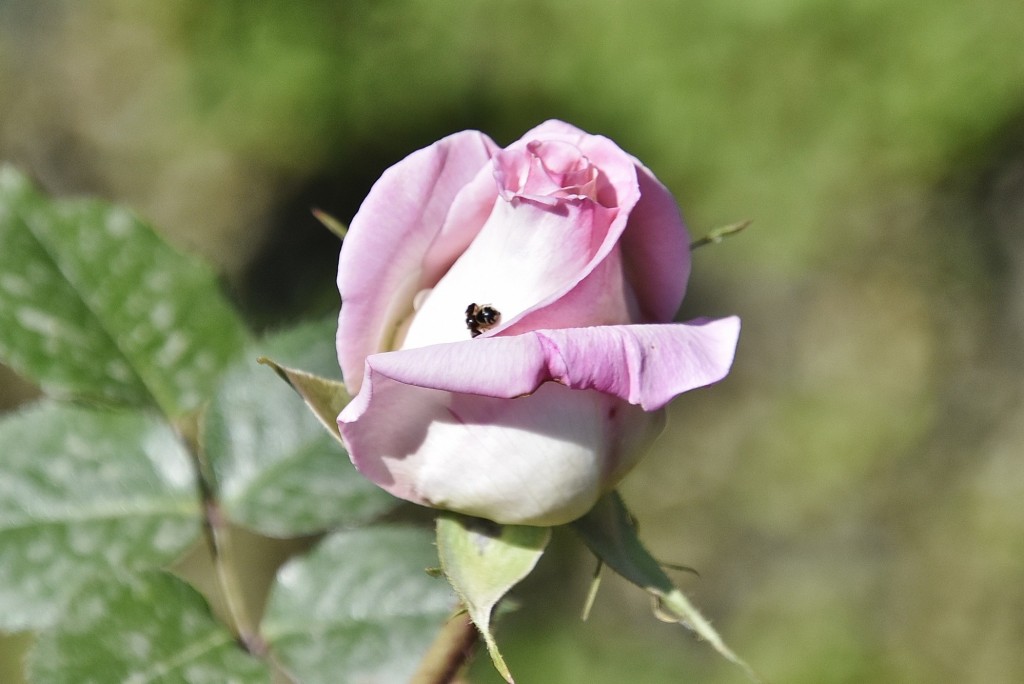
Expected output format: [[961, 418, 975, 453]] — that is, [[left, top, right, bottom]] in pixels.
[[2, 0, 1023, 682]]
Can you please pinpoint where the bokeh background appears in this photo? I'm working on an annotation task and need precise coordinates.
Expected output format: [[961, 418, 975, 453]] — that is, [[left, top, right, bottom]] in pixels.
[[2, 1, 1023, 682]]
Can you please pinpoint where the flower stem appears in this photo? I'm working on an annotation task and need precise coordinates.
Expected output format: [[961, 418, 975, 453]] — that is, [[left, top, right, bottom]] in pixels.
[[410, 608, 479, 684], [178, 419, 266, 656], [204, 497, 266, 656]]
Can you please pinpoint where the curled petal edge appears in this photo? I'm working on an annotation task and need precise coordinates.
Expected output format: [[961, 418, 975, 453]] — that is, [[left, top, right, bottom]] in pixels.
[[340, 317, 740, 425]]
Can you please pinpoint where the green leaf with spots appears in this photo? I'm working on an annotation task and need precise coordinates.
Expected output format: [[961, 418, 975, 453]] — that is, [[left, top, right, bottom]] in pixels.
[[28, 571, 269, 684], [261, 526, 455, 683], [436, 515, 551, 683], [0, 165, 249, 416], [0, 402, 200, 631], [204, 318, 392, 537], [572, 492, 762, 683]]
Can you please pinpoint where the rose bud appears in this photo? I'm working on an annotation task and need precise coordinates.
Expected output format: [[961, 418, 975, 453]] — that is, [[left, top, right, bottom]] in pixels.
[[336, 120, 739, 526]]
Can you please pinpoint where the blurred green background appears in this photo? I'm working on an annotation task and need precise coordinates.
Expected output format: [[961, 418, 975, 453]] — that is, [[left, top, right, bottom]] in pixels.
[[2, 0, 1023, 682]]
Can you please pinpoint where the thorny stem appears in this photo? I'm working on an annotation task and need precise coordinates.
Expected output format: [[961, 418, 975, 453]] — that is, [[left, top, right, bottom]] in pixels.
[[410, 608, 479, 684]]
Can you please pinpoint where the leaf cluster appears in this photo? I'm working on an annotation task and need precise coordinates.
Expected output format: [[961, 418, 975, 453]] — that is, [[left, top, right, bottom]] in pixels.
[[0, 166, 453, 683]]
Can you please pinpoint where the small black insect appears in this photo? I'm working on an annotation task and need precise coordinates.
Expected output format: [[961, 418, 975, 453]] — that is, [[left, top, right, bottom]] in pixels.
[[465, 303, 501, 337]]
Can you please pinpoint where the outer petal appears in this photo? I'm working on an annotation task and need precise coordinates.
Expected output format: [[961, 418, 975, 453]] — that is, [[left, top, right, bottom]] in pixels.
[[339, 380, 664, 525], [352, 317, 740, 413], [620, 163, 691, 321], [337, 130, 500, 392]]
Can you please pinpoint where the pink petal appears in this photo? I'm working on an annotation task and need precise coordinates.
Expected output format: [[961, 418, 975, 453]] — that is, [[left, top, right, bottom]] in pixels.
[[336, 130, 500, 392], [513, 121, 643, 210], [620, 163, 691, 321], [398, 192, 619, 349], [398, 123, 649, 349], [339, 380, 664, 525], [484, 124, 647, 335], [353, 317, 740, 412], [497, 244, 639, 334], [515, 123, 690, 322]]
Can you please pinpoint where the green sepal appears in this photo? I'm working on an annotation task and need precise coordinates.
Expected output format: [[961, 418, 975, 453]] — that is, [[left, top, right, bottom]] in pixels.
[[436, 515, 551, 683], [311, 208, 348, 240], [572, 492, 762, 683], [257, 357, 350, 444], [689, 219, 752, 250]]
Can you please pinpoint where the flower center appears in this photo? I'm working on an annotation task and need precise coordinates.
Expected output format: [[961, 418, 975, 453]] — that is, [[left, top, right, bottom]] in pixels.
[[494, 140, 599, 206], [397, 138, 616, 351]]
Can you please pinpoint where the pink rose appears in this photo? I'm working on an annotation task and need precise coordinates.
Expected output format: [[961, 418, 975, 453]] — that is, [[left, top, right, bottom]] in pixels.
[[336, 120, 739, 526]]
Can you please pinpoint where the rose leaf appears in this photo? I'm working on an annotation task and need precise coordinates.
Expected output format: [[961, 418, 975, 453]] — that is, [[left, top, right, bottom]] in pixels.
[[0, 402, 200, 631], [571, 491, 762, 683], [0, 164, 250, 416], [204, 318, 391, 537], [261, 526, 455, 683], [28, 571, 269, 684], [436, 514, 551, 683]]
